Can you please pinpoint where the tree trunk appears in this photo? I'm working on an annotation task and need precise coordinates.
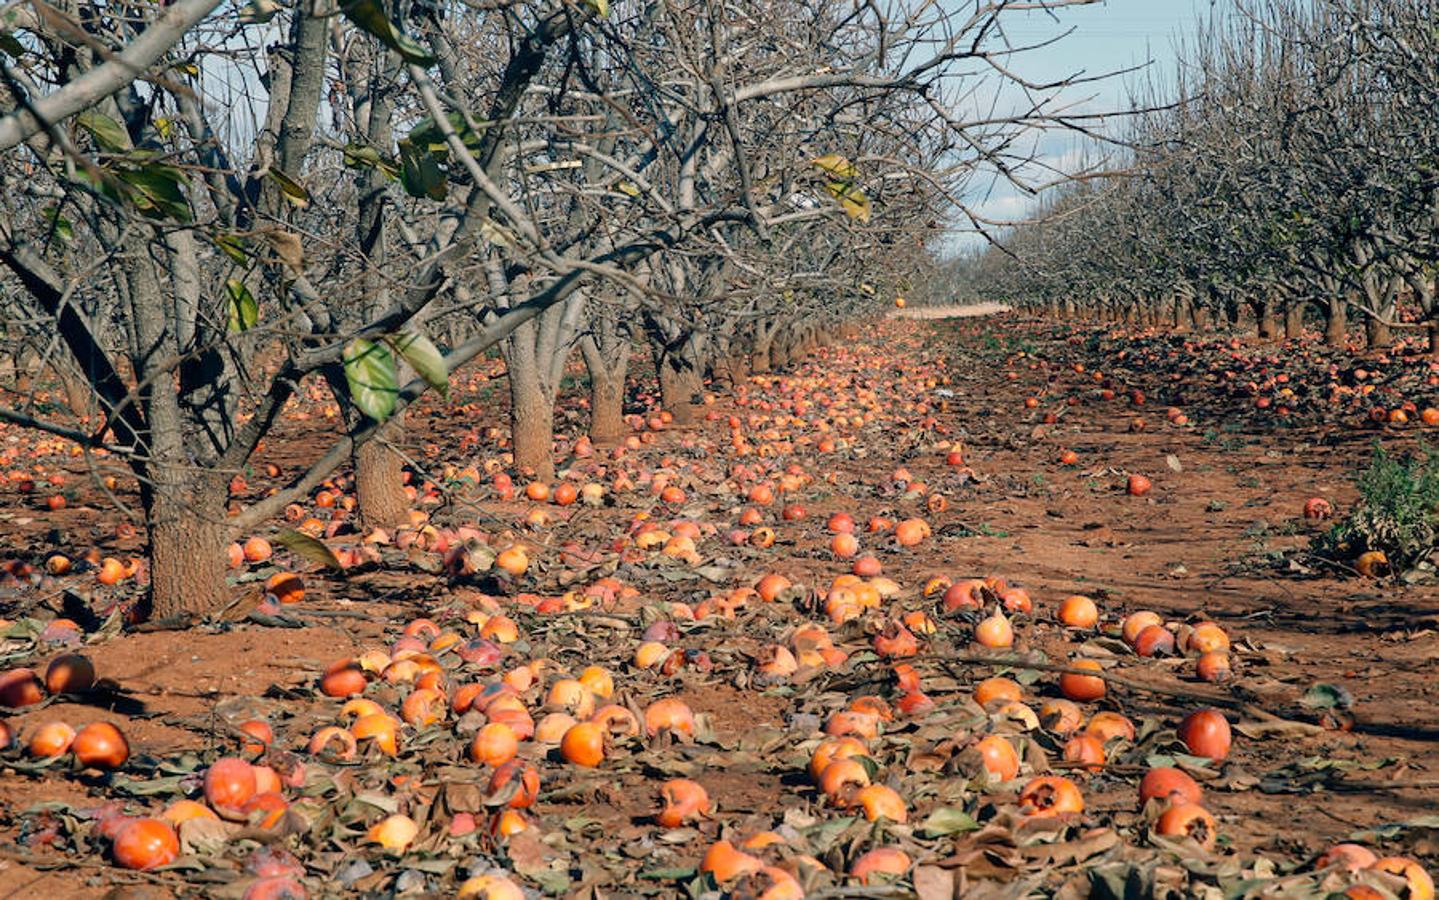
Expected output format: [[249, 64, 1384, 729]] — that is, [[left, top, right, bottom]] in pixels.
[[1365, 314, 1392, 350], [1258, 301, 1281, 341], [53, 360, 92, 418], [147, 470, 229, 620], [646, 320, 707, 426], [587, 371, 625, 445], [1428, 320, 1439, 358], [14, 346, 35, 393], [658, 359, 703, 426], [579, 328, 630, 445], [354, 416, 410, 529], [751, 336, 772, 373], [509, 362, 556, 481], [1284, 303, 1305, 340], [1324, 298, 1347, 347]]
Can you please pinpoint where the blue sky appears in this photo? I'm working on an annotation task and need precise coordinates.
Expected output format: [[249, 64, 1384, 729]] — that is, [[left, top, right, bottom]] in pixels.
[[949, 0, 1217, 252]]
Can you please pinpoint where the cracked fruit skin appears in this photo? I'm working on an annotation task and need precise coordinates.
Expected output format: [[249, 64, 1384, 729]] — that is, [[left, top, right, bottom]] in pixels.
[[1018, 776, 1084, 817], [1154, 803, 1217, 850]]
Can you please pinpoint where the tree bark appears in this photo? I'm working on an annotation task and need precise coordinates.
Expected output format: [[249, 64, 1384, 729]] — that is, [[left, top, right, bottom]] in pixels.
[[1365, 314, 1392, 350], [751, 341, 771, 373], [509, 360, 556, 480], [658, 358, 703, 425], [579, 323, 631, 445], [1284, 303, 1305, 340], [587, 372, 625, 444], [147, 469, 229, 620], [355, 418, 410, 528], [1324, 297, 1347, 347], [1258, 300, 1281, 341], [52, 360, 92, 418]]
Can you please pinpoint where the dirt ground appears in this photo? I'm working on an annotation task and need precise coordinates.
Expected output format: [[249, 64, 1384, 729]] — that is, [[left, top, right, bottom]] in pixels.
[[0, 312, 1435, 897]]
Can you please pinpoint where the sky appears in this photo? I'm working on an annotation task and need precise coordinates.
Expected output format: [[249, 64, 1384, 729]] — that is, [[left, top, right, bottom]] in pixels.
[[948, 0, 1220, 253]]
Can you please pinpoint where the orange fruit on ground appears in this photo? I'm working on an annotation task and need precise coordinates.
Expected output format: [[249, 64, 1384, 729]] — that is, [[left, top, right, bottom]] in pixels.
[[850, 847, 912, 884], [470, 722, 519, 766], [657, 778, 713, 827], [1061, 733, 1106, 772], [974, 609, 1013, 648], [809, 737, 869, 781], [1056, 595, 1098, 628], [112, 818, 179, 870], [0, 667, 45, 707], [974, 734, 1020, 781], [44, 654, 95, 694], [1177, 708, 1232, 761], [1154, 803, 1217, 849], [973, 676, 1022, 707], [1315, 843, 1377, 872], [854, 784, 907, 822], [242, 536, 273, 563], [265, 572, 305, 604], [1058, 659, 1106, 701], [643, 697, 696, 737], [1018, 775, 1084, 817], [161, 800, 219, 826], [320, 660, 367, 697], [72, 722, 129, 769], [701, 840, 764, 882], [204, 757, 258, 818], [817, 757, 871, 801], [894, 518, 929, 546], [28, 721, 76, 757], [1371, 858, 1435, 900], [560, 721, 605, 767]]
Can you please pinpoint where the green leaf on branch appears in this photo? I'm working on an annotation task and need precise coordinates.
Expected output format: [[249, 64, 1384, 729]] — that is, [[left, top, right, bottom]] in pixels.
[[388, 331, 449, 396], [582, 0, 609, 16], [213, 232, 249, 264], [225, 278, 258, 333], [267, 168, 310, 208], [343, 338, 399, 422], [408, 113, 482, 155], [274, 529, 345, 572], [398, 140, 447, 200], [76, 111, 132, 153], [340, 0, 436, 66], [343, 143, 400, 180], [115, 163, 191, 221]]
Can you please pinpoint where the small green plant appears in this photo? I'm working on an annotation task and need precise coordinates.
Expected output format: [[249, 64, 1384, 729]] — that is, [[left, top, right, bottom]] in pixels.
[[1315, 443, 1439, 571]]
